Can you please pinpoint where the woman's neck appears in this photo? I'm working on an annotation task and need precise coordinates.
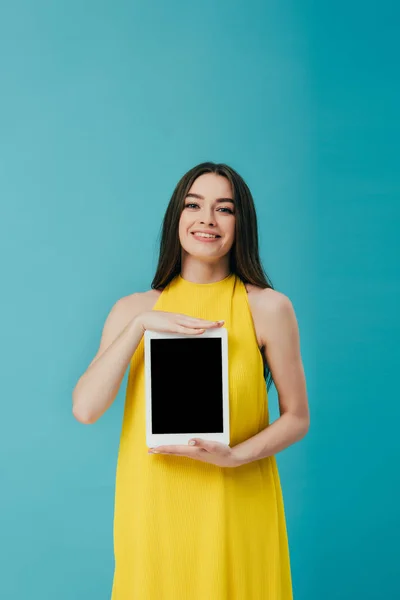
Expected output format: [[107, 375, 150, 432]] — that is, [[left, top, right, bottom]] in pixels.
[[180, 257, 231, 285]]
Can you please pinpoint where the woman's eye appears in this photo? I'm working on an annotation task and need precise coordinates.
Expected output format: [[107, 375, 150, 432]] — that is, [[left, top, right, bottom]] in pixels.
[[184, 203, 234, 214]]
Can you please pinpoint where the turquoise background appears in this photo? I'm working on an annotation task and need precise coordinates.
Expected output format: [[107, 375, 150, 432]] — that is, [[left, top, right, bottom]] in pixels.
[[1, 1, 398, 598]]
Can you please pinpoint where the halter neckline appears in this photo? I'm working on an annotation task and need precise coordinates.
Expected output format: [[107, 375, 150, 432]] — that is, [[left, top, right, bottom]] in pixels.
[[177, 272, 235, 288]]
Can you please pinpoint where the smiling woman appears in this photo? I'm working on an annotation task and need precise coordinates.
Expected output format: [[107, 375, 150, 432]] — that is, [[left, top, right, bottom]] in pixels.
[[151, 162, 277, 388], [73, 161, 309, 600]]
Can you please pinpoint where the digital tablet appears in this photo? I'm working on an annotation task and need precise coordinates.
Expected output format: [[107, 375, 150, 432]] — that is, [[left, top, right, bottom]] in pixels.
[[144, 327, 230, 447]]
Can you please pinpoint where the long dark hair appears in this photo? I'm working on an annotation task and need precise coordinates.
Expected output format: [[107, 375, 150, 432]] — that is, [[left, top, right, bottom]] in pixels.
[[151, 161, 275, 390]]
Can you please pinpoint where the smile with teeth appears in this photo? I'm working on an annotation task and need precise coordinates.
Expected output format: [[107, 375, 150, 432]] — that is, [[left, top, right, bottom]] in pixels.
[[192, 232, 220, 239]]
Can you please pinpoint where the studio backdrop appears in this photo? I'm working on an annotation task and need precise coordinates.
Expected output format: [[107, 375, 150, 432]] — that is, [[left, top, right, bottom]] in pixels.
[[0, 1, 398, 599]]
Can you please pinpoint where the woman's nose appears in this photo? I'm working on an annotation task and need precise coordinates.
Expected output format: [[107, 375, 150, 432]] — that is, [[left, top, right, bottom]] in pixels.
[[200, 213, 216, 226]]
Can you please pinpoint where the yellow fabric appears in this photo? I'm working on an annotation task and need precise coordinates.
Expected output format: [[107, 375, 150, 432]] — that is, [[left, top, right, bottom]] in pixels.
[[111, 272, 293, 599]]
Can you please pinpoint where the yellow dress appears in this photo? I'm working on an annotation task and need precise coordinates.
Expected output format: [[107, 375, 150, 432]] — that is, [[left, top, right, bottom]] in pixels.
[[111, 272, 293, 599]]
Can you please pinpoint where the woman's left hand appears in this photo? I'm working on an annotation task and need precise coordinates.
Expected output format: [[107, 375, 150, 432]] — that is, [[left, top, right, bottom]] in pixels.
[[148, 439, 242, 468]]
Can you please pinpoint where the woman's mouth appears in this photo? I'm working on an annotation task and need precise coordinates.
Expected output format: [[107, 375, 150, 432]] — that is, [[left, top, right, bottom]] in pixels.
[[191, 232, 221, 242]]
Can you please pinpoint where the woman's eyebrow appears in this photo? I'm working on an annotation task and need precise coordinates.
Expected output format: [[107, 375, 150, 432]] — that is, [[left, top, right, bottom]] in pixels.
[[185, 192, 234, 204]]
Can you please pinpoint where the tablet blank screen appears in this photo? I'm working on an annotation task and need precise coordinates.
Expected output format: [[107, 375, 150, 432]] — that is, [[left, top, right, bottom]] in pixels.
[[150, 337, 224, 434]]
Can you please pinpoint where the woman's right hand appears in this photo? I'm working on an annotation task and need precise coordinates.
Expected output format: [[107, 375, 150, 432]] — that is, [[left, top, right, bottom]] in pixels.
[[136, 310, 224, 335]]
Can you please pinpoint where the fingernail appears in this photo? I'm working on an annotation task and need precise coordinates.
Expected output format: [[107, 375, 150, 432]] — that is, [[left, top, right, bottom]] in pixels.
[[217, 320, 224, 324], [188, 440, 196, 446]]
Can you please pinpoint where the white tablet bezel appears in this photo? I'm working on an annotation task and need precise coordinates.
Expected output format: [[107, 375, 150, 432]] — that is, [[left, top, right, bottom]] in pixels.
[[144, 327, 230, 447]]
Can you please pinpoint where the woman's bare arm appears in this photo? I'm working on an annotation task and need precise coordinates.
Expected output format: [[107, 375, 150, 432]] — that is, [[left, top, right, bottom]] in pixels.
[[72, 293, 222, 425], [72, 294, 146, 425], [233, 289, 310, 463]]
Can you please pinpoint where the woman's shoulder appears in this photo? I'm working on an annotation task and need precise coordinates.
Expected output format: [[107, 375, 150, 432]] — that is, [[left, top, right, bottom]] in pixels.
[[116, 288, 162, 318], [245, 279, 293, 320], [244, 282, 291, 311], [243, 282, 295, 351], [87, 289, 162, 369]]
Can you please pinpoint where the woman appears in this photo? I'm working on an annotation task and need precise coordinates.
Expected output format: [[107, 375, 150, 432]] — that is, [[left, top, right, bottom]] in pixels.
[[72, 161, 310, 599]]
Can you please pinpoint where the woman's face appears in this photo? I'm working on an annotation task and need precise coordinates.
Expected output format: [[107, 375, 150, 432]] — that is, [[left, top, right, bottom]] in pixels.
[[178, 173, 236, 262]]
